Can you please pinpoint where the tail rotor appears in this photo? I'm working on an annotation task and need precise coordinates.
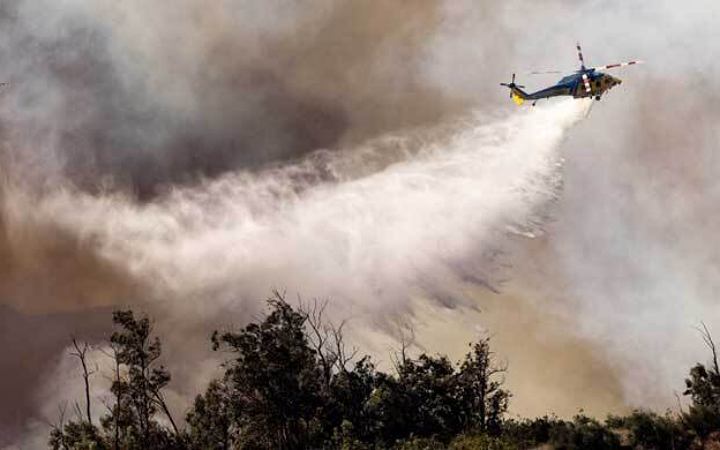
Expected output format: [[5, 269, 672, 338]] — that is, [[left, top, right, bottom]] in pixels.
[[500, 73, 525, 98]]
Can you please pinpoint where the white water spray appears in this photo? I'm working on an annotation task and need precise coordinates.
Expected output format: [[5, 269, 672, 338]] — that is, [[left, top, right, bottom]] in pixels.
[[10, 99, 589, 322], [4, 99, 591, 449]]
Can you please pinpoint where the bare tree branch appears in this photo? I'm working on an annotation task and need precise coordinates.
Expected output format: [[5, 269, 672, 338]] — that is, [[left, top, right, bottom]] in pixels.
[[70, 337, 93, 425], [301, 297, 335, 385], [101, 342, 123, 450], [673, 391, 686, 416], [152, 390, 180, 436], [697, 322, 719, 375], [299, 296, 360, 381], [390, 323, 416, 373]]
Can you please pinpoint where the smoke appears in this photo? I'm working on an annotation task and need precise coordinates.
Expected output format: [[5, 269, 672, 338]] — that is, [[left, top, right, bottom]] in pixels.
[[1, 97, 588, 446], [11, 99, 585, 311], [423, 0, 720, 411], [0, 0, 456, 195], [495, 0, 720, 409], [536, 81, 720, 408], [3, 0, 720, 445], [2, 99, 587, 447]]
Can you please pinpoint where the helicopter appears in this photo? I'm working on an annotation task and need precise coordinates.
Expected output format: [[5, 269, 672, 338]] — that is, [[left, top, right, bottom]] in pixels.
[[501, 43, 642, 106]]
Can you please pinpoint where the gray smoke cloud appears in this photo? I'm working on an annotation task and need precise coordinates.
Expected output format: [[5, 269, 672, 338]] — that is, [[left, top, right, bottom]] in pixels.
[[496, 0, 720, 409], [2, 0, 720, 446], [2, 98, 588, 449], [0, 0, 458, 194]]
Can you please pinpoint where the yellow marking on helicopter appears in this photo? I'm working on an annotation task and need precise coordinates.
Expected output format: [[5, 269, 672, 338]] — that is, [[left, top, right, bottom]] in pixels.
[[501, 43, 641, 106]]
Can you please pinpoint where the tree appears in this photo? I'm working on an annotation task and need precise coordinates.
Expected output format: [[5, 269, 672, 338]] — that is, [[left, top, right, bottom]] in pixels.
[[99, 310, 179, 449], [70, 338, 95, 426], [211, 292, 325, 449], [186, 380, 234, 449], [683, 323, 720, 441], [456, 338, 510, 435], [324, 355, 377, 444], [301, 298, 375, 444], [49, 417, 107, 450], [552, 415, 622, 450], [49, 311, 183, 450], [48, 340, 106, 450], [397, 354, 464, 441], [366, 337, 510, 446], [607, 410, 689, 450], [51, 296, 524, 450]]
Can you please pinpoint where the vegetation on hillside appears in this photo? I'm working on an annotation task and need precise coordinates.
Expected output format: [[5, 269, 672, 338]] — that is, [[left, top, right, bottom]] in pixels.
[[49, 293, 720, 449]]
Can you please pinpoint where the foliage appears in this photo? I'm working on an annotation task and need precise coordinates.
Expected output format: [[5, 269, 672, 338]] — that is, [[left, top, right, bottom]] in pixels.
[[545, 414, 621, 450], [48, 297, 720, 450], [394, 437, 447, 450], [447, 433, 517, 450], [199, 293, 511, 449], [682, 324, 720, 445], [49, 310, 179, 450], [49, 420, 107, 450], [186, 380, 234, 449], [210, 293, 326, 449], [504, 415, 621, 450], [456, 340, 510, 436], [372, 354, 463, 444], [606, 410, 690, 450]]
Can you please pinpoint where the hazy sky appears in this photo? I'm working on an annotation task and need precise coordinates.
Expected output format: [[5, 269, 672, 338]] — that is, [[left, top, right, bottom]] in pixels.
[[2, 0, 719, 446]]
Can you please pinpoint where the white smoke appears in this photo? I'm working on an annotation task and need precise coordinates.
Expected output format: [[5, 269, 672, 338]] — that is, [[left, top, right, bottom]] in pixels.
[[6, 0, 720, 445], [7, 100, 588, 328], [1, 99, 589, 447]]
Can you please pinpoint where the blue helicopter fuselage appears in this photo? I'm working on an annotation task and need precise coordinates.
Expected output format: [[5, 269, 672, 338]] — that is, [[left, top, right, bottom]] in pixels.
[[511, 69, 622, 104]]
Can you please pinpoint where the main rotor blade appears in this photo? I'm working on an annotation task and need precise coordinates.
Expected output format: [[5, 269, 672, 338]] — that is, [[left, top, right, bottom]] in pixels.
[[529, 70, 564, 75], [576, 42, 586, 69], [590, 60, 644, 71]]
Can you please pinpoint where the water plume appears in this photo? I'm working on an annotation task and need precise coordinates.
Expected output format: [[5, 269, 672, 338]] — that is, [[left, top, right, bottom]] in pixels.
[[1, 99, 589, 448], [9, 100, 587, 323]]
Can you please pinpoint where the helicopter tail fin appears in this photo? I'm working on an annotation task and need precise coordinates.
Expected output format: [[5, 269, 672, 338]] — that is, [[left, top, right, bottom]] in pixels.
[[510, 87, 528, 105], [500, 74, 529, 105]]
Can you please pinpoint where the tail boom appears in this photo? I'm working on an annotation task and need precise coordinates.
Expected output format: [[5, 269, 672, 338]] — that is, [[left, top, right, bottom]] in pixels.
[[510, 87, 529, 105]]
